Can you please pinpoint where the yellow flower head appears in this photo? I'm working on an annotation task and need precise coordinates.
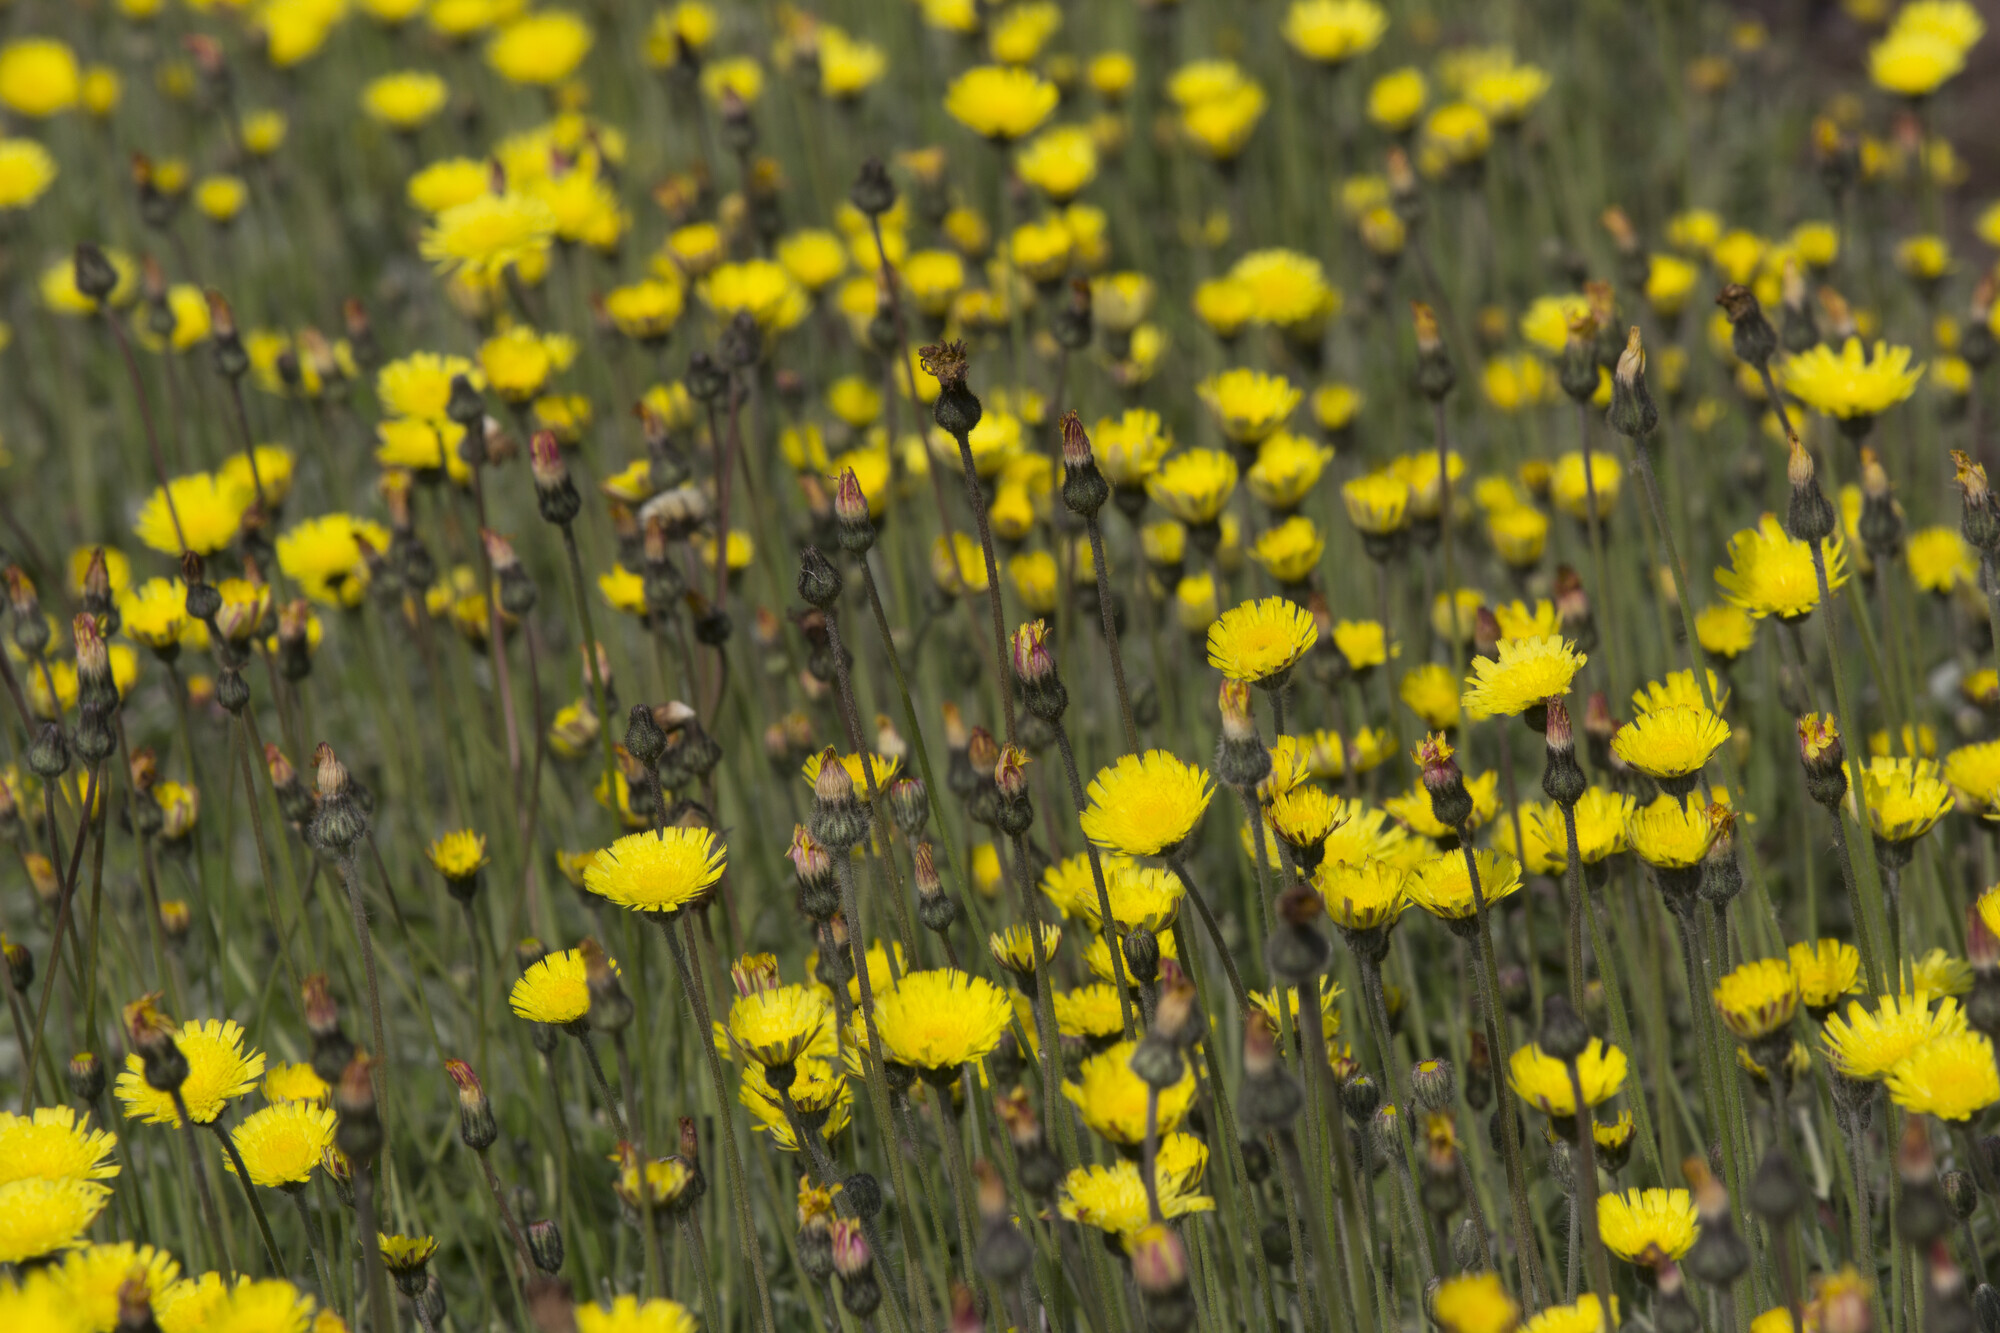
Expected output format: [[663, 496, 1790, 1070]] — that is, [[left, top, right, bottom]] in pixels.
[[1824, 991, 1966, 1080], [1869, 28, 1965, 96], [576, 1296, 699, 1333], [1080, 863, 1185, 933], [1907, 526, 1978, 594], [1367, 66, 1428, 130], [487, 9, 595, 85], [135, 473, 252, 556], [1147, 449, 1239, 525], [874, 968, 1014, 1071], [1461, 635, 1587, 719], [1887, 1030, 2000, 1119], [361, 71, 448, 129], [1695, 603, 1757, 661], [727, 984, 832, 1068], [1282, 0, 1388, 64], [1789, 939, 1863, 1011], [1550, 450, 1622, 521], [425, 830, 488, 882], [278, 515, 392, 608], [1508, 1037, 1628, 1116], [1228, 249, 1340, 331], [420, 192, 557, 284], [1081, 751, 1214, 856], [0, 38, 80, 118], [1054, 983, 1127, 1039], [1627, 795, 1720, 871], [1522, 1295, 1619, 1333], [1249, 975, 1344, 1045], [1716, 513, 1849, 620], [0, 138, 56, 212], [1058, 1135, 1214, 1235], [989, 922, 1062, 976], [52, 1242, 180, 1332], [510, 946, 616, 1025], [0, 1177, 109, 1263], [1397, 662, 1463, 732], [1207, 596, 1318, 684], [227, 1102, 336, 1188], [1181, 80, 1268, 159], [1198, 369, 1302, 445], [263, 1062, 330, 1105], [1597, 1187, 1698, 1262], [585, 828, 726, 914], [1246, 435, 1334, 511], [1343, 471, 1413, 535], [1433, 1271, 1520, 1333], [1860, 756, 1953, 845], [1778, 338, 1924, 419], [1713, 958, 1800, 1041], [1016, 125, 1098, 201], [0, 1106, 119, 1184], [1406, 849, 1522, 921], [114, 1018, 265, 1125], [1611, 704, 1730, 782], [945, 65, 1058, 140], [1064, 1038, 1198, 1145], [1249, 515, 1327, 583]]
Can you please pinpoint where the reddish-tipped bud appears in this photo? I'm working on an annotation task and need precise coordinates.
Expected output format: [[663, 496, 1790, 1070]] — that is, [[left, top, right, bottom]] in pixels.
[[834, 469, 869, 527], [830, 1217, 871, 1276], [993, 745, 1032, 801], [1011, 620, 1055, 684], [731, 952, 781, 997], [966, 726, 999, 774], [1129, 1224, 1189, 1294]]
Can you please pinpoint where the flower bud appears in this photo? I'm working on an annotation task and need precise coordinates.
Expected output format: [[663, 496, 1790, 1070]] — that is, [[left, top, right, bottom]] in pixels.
[[1541, 699, 1587, 807], [849, 157, 896, 217], [1609, 327, 1658, 438], [833, 469, 875, 555], [446, 1060, 497, 1152], [525, 1218, 564, 1274], [1416, 733, 1473, 830], [993, 745, 1033, 836], [1411, 302, 1454, 401], [914, 841, 958, 934], [797, 546, 843, 610], [1716, 284, 1778, 369], [1011, 620, 1068, 722], [1785, 437, 1837, 545], [530, 431, 582, 527], [334, 1053, 383, 1162], [920, 341, 982, 439], [1216, 680, 1272, 791], [809, 750, 869, 850], [1060, 412, 1110, 517]]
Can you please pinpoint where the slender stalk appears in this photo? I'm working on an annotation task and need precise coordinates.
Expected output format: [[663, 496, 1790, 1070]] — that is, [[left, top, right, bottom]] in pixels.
[[290, 1188, 335, 1301], [211, 1120, 286, 1273], [172, 1092, 233, 1274], [1082, 511, 1140, 753], [1052, 725, 1136, 1040], [1563, 1063, 1616, 1306], [1165, 855, 1249, 1014], [559, 521, 619, 791], [950, 428, 1015, 744]]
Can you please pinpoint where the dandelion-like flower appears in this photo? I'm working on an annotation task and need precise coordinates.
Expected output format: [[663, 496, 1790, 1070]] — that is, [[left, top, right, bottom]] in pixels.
[[1712, 958, 1800, 1041], [1058, 1135, 1214, 1235], [510, 947, 616, 1026], [227, 1102, 336, 1189], [1778, 338, 1924, 420], [944, 65, 1058, 140], [1063, 1039, 1198, 1145], [1597, 1187, 1698, 1262], [1507, 1038, 1628, 1117], [584, 828, 726, 914], [1197, 368, 1302, 444], [1314, 858, 1410, 932], [1859, 757, 1952, 848], [1886, 1030, 2000, 1120], [1823, 991, 1966, 1080], [1342, 471, 1413, 535], [1080, 751, 1214, 856], [1146, 449, 1240, 526], [114, 1018, 265, 1125], [575, 1295, 700, 1333], [51, 1242, 181, 1332], [134, 474, 252, 556], [0, 1106, 119, 1184], [1432, 1271, 1520, 1333], [1207, 596, 1317, 684], [1627, 796, 1719, 870], [873, 968, 1014, 1073], [1788, 939, 1863, 1013], [1611, 703, 1730, 786], [1522, 1294, 1619, 1333], [1716, 514, 1848, 620], [0, 1177, 109, 1263], [1460, 635, 1586, 719], [1406, 849, 1523, 922], [420, 192, 557, 284], [727, 984, 832, 1069]]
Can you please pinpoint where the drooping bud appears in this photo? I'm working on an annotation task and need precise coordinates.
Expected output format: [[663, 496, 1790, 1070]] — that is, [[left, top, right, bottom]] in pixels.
[[1716, 283, 1778, 369]]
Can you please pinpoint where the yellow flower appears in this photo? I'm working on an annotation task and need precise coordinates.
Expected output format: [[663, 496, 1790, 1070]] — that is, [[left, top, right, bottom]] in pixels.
[[227, 1102, 335, 1188], [945, 65, 1058, 140], [1313, 857, 1409, 932], [1642, 253, 1700, 317], [1198, 369, 1302, 445], [1778, 338, 1924, 419], [1483, 354, 1550, 413], [425, 830, 489, 882], [1342, 472, 1413, 535], [1367, 66, 1428, 131], [1246, 434, 1333, 510], [1611, 704, 1730, 782], [575, 1296, 699, 1333], [0, 1178, 108, 1263], [262, 1062, 330, 1105], [1597, 1187, 1698, 1262], [420, 192, 557, 284], [408, 158, 488, 214], [1398, 662, 1462, 732], [1016, 125, 1098, 201], [1520, 294, 1591, 356], [1406, 849, 1522, 920], [700, 260, 808, 332], [278, 515, 391, 608], [114, 1018, 265, 1125], [799, 750, 902, 793], [1468, 63, 1551, 124], [1194, 277, 1258, 339], [1869, 28, 1965, 96], [361, 71, 448, 129], [1461, 635, 1587, 719], [585, 828, 726, 914], [1064, 1038, 1197, 1145], [1433, 1271, 1520, 1333], [1789, 939, 1863, 1011], [1249, 516, 1326, 583], [1229, 249, 1340, 331], [1207, 596, 1318, 684], [487, 9, 594, 85], [1147, 449, 1239, 525], [1713, 958, 1799, 1041], [1181, 81, 1268, 160], [818, 27, 886, 99], [1887, 1030, 2000, 1120], [1054, 983, 1127, 1039], [727, 984, 831, 1068], [52, 1242, 181, 1332], [874, 968, 1014, 1071], [1627, 795, 1719, 870], [1081, 751, 1214, 856], [0, 1106, 118, 1184], [1716, 513, 1849, 620], [120, 578, 194, 652], [1332, 620, 1392, 672], [134, 473, 251, 556], [1508, 1037, 1628, 1116], [1422, 102, 1492, 167], [1945, 740, 2000, 808], [1550, 450, 1622, 521], [0, 38, 80, 118], [1825, 991, 1966, 1079], [1058, 1135, 1214, 1235], [1695, 603, 1757, 661], [1906, 525, 1977, 593], [1522, 1295, 1619, 1333], [0, 138, 56, 211], [510, 947, 616, 1025], [988, 922, 1062, 976], [1859, 756, 1952, 845], [1282, 0, 1388, 64], [193, 175, 247, 225], [605, 278, 687, 342]]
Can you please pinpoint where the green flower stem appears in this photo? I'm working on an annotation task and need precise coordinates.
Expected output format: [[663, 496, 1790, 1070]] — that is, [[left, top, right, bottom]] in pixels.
[[1580, 871, 1666, 1185], [1083, 511, 1142, 754], [1295, 979, 1364, 1333], [290, 1188, 336, 1303], [948, 427, 1017, 746], [1052, 723, 1136, 1040], [209, 1119, 286, 1274], [1166, 856, 1250, 1016], [1562, 1062, 1616, 1309]]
